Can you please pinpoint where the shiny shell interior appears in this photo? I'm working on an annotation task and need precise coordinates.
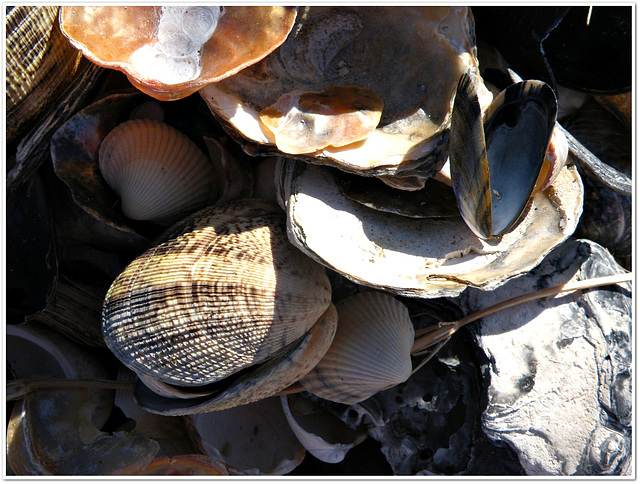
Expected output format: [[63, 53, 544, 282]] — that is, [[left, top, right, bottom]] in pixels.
[[449, 72, 559, 238], [59, 6, 297, 100], [201, 6, 493, 176]]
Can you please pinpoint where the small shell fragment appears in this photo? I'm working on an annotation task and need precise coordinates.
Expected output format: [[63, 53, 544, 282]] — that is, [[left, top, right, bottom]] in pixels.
[[280, 393, 367, 463], [259, 86, 384, 154], [300, 291, 415, 404]]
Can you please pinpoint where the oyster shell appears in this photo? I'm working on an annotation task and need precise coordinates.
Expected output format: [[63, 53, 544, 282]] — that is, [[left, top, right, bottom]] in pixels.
[[59, 6, 297, 100], [276, 158, 583, 299], [102, 199, 337, 414], [201, 6, 493, 177]]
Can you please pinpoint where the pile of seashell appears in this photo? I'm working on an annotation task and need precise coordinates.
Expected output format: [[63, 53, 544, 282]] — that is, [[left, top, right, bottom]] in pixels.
[[6, 5, 632, 475]]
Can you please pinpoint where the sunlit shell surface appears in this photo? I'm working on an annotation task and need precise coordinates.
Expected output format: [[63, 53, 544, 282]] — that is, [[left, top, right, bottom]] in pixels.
[[102, 199, 332, 389], [299, 291, 414, 404], [98, 118, 217, 224], [276, 158, 584, 299], [59, 6, 297, 100], [201, 6, 493, 176], [6, 6, 82, 144]]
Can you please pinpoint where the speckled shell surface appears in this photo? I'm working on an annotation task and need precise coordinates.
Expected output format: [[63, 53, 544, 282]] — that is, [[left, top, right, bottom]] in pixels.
[[102, 199, 332, 387]]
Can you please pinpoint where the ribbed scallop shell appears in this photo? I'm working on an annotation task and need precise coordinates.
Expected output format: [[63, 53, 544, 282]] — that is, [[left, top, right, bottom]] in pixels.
[[299, 291, 415, 404], [98, 119, 218, 224], [102, 199, 332, 388]]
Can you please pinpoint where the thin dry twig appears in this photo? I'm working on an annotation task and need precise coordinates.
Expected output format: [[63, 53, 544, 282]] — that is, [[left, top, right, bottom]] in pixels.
[[7, 378, 134, 401], [410, 272, 633, 369]]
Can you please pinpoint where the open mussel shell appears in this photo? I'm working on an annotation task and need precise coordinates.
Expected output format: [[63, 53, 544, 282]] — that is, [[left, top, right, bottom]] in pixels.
[[59, 6, 297, 101], [201, 6, 493, 178], [299, 291, 415, 405], [102, 199, 337, 414], [449, 72, 558, 239], [276, 158, 583, 299]]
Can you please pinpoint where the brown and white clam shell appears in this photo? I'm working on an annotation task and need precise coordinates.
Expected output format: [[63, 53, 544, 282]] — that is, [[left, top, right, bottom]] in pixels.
[[102, 199, 336, 414], [98, 118, 218, 225], [7, 6, 82, 145], [299, 291, 415, 404]]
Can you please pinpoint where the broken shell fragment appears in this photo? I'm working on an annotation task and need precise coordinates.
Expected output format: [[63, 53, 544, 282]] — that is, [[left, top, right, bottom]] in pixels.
[[59, 6, 298, 100], [102, 199, 337, 414], [259, 86, 384, 154], [98, 118, 217, 225], [276, 158, 583, 299], [449, 72, 559, 239], [6, 322, 160, 475], [299, 291, 414, 404], [188, 397, 306, 475], [280, 393, 368, 464]]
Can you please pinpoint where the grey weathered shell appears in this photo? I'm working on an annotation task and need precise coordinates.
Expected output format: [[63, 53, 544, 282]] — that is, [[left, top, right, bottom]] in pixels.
[[102, 199, 332, 388]]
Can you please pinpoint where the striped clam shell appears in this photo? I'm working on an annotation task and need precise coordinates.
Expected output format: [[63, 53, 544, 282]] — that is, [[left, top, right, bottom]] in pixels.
[[299, 291, 415, 404], [102, 199, 333, 391], [6, 6, 82, 144], [98, 119, 218, 225]]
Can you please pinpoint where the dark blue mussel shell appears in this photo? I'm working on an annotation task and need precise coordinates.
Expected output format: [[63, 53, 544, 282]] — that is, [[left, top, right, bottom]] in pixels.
[[449, 72, 557, 239]]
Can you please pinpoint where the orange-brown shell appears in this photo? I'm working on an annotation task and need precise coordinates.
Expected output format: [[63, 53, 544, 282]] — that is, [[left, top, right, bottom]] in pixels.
[[59, 6, 297, 100]]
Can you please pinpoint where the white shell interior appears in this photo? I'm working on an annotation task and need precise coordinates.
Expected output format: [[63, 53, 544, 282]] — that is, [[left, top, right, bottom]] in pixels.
[[276, 159, 584, 298]]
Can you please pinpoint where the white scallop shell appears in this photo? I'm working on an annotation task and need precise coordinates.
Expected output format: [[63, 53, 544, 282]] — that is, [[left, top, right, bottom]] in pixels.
[[299, 291, 415, 404], [98, 118, 218, 224]]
